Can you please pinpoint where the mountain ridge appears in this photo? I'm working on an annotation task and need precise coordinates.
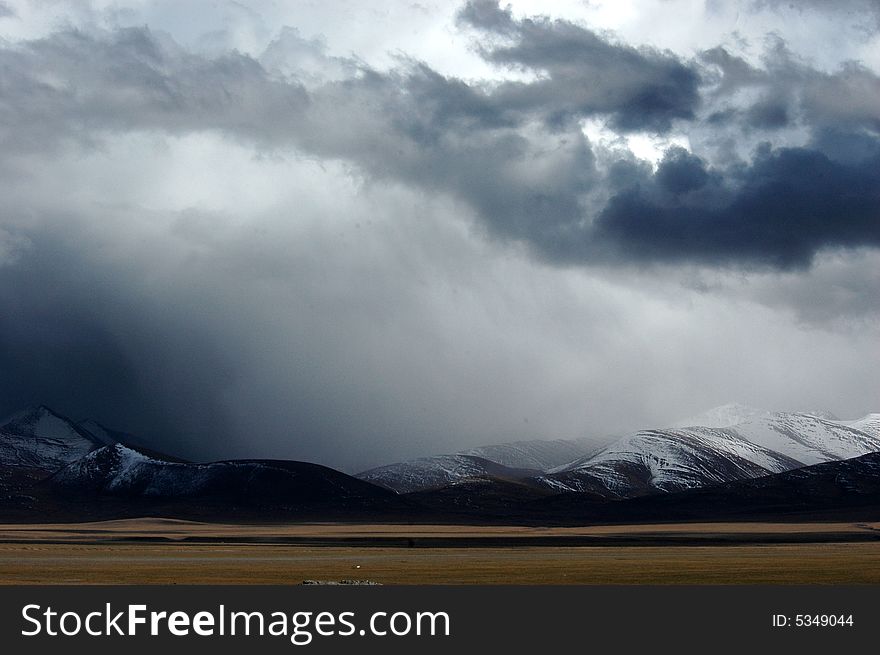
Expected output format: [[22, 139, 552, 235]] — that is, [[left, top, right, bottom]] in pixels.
[[1, 402, 878, 523], [357, 406, 880, 498]]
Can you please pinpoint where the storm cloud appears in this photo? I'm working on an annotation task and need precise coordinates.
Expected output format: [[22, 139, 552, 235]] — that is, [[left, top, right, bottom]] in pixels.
[[595, 142, 880, 269], [457, 0, 702, 131], [1, 4, 877, 271], [0, 0, 878, 469]]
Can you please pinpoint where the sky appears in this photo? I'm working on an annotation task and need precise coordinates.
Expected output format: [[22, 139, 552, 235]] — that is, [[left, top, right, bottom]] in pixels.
[[0, 0, 878, 471]]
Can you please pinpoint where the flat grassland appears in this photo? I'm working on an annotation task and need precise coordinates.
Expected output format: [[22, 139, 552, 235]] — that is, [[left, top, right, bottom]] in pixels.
[[1, 519, 879, 584]]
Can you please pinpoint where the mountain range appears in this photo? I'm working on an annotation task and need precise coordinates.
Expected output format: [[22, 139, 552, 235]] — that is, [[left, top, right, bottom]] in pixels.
[[358, 404, 880, 500], [1, 403, 878, 523], [0, 406, 405, 520]]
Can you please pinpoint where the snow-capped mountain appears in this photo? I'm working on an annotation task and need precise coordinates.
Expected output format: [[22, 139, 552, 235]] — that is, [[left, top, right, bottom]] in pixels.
[[722, 411, 880, 465], [0, 405, 186, 478], [52, 443, 397, 508], [623, 448, 880, 521], [0, 405, 104, 472], [3, 401, 878, 519], [539, 406, 880, 498], [76, 418, 183, 461], [360, 404, 880, 498], [536, 426, 802, 497], [357, 454, 543, 494], [533, 448, 880, 523], [356, 438, 599, 493], [673, 404, 880, 465], [841, 413, 880, 438]]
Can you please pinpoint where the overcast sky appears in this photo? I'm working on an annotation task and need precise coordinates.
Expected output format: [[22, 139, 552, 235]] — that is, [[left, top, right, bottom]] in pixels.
[[0, 0, 878, 471]]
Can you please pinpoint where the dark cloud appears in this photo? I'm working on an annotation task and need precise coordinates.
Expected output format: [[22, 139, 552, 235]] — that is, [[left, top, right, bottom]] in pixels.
[[0, 26, 308, 154], [700, 46, 765, 95], [595, 143, 880, 269], [5, 194, 875, 470], [700, 45, 880, 135], [655, 146, 713, 195], [0, 188, 646, 469], [0, 1, 878, 469], [457, 0, 701, 132], [745, 98, 790, 129], [800, 63, 880, 132], [0, 24, 592, 274], [810, 126, 880, 164], [0, 2, 15, 19], [0, 12, 878, 276]]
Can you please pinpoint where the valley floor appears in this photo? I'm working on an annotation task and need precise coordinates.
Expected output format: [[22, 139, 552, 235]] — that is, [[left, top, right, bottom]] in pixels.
[[0, 519, 879, 584]]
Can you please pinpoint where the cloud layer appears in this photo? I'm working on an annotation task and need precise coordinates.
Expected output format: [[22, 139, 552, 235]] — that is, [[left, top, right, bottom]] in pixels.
[[3, 2, 877, 270], [0, 0, 877, 468]]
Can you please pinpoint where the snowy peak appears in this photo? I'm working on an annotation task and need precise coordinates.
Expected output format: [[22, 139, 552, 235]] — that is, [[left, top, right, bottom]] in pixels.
[[357, 404, 880, 497], [0, 405, 105, 472], [357, 437, 600, 494], [2, 405, 99, 445], [840, 414, 880, 439], [725, 411, 880, 465], [75, 418, 184, 462], [540, 408, 880, 498], [51, 443, 159, 492], [357, 454, 541, 494], [52, 444, 397, 509], [538, 426, 803, 498]]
